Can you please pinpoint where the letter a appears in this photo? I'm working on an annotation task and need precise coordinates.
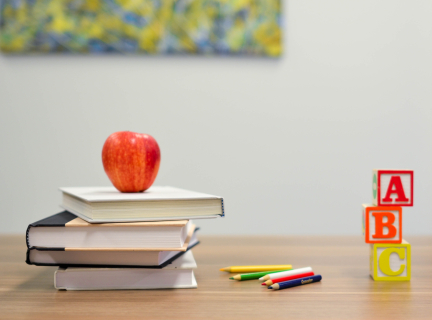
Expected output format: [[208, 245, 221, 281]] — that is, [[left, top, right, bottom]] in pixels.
[[382, 176, 409, 203], [372, 212, 397, 238]]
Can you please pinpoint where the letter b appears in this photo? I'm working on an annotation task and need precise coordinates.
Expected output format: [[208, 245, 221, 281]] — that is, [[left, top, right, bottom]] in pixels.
[[372, 212, 397, 239], [363, 205, 402, 244]]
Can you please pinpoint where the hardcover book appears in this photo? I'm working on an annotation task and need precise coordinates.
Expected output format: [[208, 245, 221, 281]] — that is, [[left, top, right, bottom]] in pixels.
[[26, 231, 199, 268], [27, 211, 195, 250], [54, 251, 198, 290], [60, 186, 224, 223]]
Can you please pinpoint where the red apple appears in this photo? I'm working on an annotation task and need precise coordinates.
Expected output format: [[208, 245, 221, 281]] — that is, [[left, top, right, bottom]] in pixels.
[[102, 131, 161, 193]]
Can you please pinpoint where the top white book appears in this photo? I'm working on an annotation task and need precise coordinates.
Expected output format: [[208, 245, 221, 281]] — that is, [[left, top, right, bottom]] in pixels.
[[60, 186, 224, 223]]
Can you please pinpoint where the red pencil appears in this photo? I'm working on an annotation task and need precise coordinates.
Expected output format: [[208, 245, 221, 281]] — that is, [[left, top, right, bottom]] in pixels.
[[262, 271, 315, 286]]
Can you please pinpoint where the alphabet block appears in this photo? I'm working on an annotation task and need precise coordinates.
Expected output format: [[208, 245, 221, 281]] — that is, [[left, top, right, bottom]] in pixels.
[[370, 240, 411, 281], [363, 204, 402, 244], [372, 169, 413, 206]]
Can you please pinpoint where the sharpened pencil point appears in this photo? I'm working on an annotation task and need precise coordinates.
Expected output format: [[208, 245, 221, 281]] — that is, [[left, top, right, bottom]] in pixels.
[[229, 277, 234, 280], [261, 283, 266, 286], [220, 268, 226, 271], [268, 286, 273, 289]]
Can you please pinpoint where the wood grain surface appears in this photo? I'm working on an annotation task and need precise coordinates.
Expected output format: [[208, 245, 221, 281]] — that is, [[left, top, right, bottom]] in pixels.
[[1, 235, 432, 319]]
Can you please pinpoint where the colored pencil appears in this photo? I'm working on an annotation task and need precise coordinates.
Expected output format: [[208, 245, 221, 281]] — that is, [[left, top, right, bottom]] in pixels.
[[262, 271, 315, 286], [259, 267, 312, 281], [230, 269, 292, 281], [268, 275, 322, 290], [220, 265, 292, 273]]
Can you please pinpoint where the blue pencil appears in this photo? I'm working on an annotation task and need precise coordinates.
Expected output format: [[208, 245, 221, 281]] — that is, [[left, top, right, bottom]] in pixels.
[[268, 275, 322, 290]]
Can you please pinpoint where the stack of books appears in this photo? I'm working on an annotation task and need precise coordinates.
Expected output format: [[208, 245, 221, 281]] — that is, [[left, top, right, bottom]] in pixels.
[[26, 186, 224, 290]]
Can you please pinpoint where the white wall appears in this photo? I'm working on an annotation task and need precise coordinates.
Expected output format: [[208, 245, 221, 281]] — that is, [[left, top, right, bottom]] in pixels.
[[1, 0, 431, 235]]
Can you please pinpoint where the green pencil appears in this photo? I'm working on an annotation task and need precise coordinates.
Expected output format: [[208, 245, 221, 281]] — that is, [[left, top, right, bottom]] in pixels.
[[229, 269, 292, 281]]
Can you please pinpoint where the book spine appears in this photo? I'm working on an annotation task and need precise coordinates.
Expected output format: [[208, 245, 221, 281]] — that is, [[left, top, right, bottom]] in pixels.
[[26, 247, 66, 265], [25, 225, 31, 248], [25, 248, 31, 265]]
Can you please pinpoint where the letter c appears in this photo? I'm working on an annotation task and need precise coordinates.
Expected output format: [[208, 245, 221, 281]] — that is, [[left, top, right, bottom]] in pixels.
[[379, 248, 405, 276]]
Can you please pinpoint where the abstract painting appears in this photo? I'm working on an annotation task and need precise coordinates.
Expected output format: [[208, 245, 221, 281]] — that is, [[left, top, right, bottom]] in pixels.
[[0, 0, 282, 56]]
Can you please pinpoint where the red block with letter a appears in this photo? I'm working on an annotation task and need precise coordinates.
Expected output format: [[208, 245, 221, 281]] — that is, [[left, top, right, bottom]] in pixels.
[[372, 169, 413, 207], [363, 204, 402, 244]]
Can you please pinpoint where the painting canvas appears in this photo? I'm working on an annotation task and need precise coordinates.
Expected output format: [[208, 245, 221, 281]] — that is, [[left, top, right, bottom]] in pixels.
[[0, 0, 282, 56]]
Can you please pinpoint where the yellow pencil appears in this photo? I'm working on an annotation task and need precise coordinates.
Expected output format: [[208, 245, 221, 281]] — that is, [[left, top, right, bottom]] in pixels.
[[219, 265, 292, 273]]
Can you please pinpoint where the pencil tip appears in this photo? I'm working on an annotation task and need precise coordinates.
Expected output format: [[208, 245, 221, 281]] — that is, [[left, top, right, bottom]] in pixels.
[[268, 286, 273, 289], [261, 283, 266, 286], [229, 277, 234, 280], [219, 268, 225, 271]]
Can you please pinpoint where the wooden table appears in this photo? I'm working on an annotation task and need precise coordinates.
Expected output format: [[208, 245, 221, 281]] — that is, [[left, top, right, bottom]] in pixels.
[[1, 235, 432, 319]]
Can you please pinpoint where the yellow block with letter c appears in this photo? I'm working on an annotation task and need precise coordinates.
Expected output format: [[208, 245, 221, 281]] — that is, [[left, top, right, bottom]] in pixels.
[[370, 240, 411, 281]]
